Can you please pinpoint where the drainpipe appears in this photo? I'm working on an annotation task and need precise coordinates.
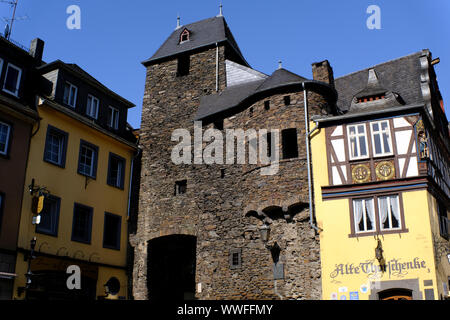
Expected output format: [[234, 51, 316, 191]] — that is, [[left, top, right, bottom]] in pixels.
[[216, 42, 219, 92], [274, 279, 284, 300], [127, 140, 141, 220], [303, 82, 322, 233]]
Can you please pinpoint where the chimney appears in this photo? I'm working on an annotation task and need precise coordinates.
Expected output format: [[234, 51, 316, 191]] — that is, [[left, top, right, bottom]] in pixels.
[[311, 60, 334, 87], [29, 38, 45, 62]]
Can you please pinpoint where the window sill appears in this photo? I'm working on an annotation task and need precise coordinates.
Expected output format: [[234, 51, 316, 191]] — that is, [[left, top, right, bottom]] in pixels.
[[71, 237, 91, 245], [348, 157, 370, 163], [0, 152, 10, 160], [63, 102, 76, 109], [85, 114, 98, 121], [44, 158, 65, 169], [348, 228, 409, 238], [107, 182, 124, 191], [372, 154, 395, 160], [103, 244, 121, 251], [36, 229, 58, 238], [77, 171, 97, 180], [2, 88, 19, 98]]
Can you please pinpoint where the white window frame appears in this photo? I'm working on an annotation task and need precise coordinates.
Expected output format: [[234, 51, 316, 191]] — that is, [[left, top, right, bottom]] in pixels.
[[112, 160, 123, 188], [347, 123, 369, 160], [109, 156, 124, 188], [79, 144, 96, 177], [45, 131, 64, 165], [353, 198, 375, 234], [108, 106, 119, 130], [2, 63, 22, 97], [86, 94, 99, 119], [63, 82, 78, 108], [0, 121, 12, 156], [378, 195, 402, 231], [370, 120, 393, 157]]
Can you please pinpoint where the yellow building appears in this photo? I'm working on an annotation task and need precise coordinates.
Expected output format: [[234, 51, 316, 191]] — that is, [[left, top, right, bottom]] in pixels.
[[311, 52, 449, 300], [13, 60, 137, 300]]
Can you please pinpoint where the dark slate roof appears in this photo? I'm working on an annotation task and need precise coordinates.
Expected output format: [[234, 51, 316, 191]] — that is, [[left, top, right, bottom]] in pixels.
[[255, 68, 307, 93], [195, 68, 331, 122], [335, 51, 426, 113], [354, 70, 387, 99], [142, 16, 248, 66], [195, 79, 265, 121], [38, 60, 135, 108]]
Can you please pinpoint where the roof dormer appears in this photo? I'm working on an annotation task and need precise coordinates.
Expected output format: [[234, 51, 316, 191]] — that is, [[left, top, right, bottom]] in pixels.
[[349, 68, 404, 113], [179, 28, 190, 44]]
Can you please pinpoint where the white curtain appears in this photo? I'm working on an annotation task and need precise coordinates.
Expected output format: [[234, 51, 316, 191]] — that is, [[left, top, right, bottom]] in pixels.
[[390, 196, 400, 227], [379, 197, 389, 227], [365, 199, 375, 230], [354, 200, 363, 231]]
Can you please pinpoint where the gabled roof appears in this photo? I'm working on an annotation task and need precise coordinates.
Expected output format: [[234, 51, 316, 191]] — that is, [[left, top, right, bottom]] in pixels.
[[142, 16, 248, 67]]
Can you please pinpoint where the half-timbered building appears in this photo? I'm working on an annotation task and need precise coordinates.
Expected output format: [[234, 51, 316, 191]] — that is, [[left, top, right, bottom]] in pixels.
[[312, 50, 449, 300]]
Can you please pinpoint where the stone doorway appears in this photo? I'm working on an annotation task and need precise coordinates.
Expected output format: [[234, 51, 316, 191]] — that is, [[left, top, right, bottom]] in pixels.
[[147, 235, 197, 300], [378, 288, 413, 300]]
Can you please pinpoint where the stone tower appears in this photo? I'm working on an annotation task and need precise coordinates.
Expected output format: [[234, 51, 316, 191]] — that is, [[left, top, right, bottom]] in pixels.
[[131, 15, 338, 300]]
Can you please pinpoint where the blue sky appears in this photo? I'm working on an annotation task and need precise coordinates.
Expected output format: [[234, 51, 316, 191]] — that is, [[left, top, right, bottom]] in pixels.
[[1, 0, 449, 128]]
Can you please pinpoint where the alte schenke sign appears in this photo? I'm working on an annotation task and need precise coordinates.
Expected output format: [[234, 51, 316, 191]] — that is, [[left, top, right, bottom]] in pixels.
[[330, 257, 428, 279]]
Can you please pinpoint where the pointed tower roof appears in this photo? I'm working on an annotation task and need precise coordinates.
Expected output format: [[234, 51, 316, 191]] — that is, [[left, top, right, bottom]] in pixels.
[[142, 16, 248, 67]]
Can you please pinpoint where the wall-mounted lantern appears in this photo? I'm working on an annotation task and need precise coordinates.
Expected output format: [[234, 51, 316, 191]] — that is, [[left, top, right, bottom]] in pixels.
[[258, 223, 285, 282]]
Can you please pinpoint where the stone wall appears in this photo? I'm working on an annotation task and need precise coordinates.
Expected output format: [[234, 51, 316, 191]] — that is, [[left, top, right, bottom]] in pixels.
[[131, 44, 332, 300]]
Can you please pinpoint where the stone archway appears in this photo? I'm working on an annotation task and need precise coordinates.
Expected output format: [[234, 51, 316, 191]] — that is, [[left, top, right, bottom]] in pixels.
[[147, 235, 197, 301]]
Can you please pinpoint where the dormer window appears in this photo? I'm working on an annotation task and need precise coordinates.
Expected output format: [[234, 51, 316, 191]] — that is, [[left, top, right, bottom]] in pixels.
[[63, 82, 78, 108], [86, 94, 99, 119], [356, 94, 385, 104], [3, 63, 22, 97], [180, 29, 190, 43]]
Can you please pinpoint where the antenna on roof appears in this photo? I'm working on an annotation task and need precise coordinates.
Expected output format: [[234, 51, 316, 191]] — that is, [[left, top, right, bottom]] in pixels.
[[175, 14, 181, 30], [1, 0, 27, 40], [217, 2, 223, 17]]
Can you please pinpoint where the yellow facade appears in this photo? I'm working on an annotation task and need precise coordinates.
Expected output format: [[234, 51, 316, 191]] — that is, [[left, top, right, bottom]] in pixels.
[[13, 101, 135, 299], [311, 123, 449, 300]]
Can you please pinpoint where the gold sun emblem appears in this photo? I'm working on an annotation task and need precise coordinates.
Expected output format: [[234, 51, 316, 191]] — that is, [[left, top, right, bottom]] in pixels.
[[352, 164, 371, 184], [375, 161, 395, 181]]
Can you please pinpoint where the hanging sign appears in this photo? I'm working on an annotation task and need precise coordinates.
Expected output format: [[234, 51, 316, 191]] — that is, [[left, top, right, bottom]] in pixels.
[[31, 195, 45, 214]]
